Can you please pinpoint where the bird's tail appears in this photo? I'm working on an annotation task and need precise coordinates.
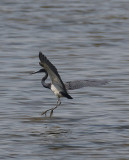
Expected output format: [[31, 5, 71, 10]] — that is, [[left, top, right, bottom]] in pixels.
[[60, 91, 73, 99]]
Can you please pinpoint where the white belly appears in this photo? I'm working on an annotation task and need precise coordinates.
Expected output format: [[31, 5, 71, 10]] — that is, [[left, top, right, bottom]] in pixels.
[[51, 84, 62, 97]]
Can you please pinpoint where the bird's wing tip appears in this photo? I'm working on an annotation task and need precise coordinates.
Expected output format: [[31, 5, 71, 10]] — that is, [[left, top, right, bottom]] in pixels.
[[39, 51, 43, 58], [39, 51, 46, 63]]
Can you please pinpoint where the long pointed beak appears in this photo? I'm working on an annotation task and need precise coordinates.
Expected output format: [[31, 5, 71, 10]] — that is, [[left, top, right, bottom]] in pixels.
[[31, 70, 40, 74], [31, 68, 45, 74]]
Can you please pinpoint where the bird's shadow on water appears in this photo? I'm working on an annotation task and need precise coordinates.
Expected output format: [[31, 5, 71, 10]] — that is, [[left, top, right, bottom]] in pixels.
[[18, 116, 74, 152], [19, 115, 79, 137]]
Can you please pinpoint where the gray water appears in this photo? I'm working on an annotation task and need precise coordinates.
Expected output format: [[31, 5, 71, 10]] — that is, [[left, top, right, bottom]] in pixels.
[[1, 0, 129, 159]]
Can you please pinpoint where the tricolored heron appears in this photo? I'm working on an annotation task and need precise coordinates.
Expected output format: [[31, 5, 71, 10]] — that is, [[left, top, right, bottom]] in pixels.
[[33, 52, 108, 117]]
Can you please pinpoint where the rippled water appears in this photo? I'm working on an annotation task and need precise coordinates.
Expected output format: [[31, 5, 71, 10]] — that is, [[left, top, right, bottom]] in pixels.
[[1, 0, 129, 159]]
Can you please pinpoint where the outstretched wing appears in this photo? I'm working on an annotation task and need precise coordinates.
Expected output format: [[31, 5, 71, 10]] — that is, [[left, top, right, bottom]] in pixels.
[[39, 52, 67, 91], [65, 79, 109, 90]]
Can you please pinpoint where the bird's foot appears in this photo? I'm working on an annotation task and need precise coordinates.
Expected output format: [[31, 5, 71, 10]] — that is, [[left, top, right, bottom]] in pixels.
[[41, 108, 52, 117], [41, 106, 58, 118]]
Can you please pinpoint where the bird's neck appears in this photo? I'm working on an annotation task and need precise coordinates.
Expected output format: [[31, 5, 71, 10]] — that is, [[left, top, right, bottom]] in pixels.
[[41, 71, 50, 89], [43, 70, 48, 81]]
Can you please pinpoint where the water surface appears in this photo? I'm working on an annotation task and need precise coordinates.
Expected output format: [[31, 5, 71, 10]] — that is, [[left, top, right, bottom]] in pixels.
[[1, 0, 129, 159]]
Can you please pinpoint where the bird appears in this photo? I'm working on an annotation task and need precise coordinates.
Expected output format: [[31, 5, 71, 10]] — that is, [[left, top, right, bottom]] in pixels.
[[32, 52, 108, 117]]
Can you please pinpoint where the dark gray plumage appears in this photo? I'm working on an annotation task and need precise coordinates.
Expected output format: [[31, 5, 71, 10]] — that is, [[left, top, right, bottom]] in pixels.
[[33, 52, 108, 117], [39, 52, 68, 93], [65, 79, 108, 90]]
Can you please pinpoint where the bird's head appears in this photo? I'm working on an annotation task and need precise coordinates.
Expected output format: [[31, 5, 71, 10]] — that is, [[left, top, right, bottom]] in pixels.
[[32, 68, 46, 74]]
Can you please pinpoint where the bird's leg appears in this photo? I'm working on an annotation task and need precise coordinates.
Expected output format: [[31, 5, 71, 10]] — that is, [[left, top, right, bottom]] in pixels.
[[41, 98, 61, 117], [50, 98, 61, 117]]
